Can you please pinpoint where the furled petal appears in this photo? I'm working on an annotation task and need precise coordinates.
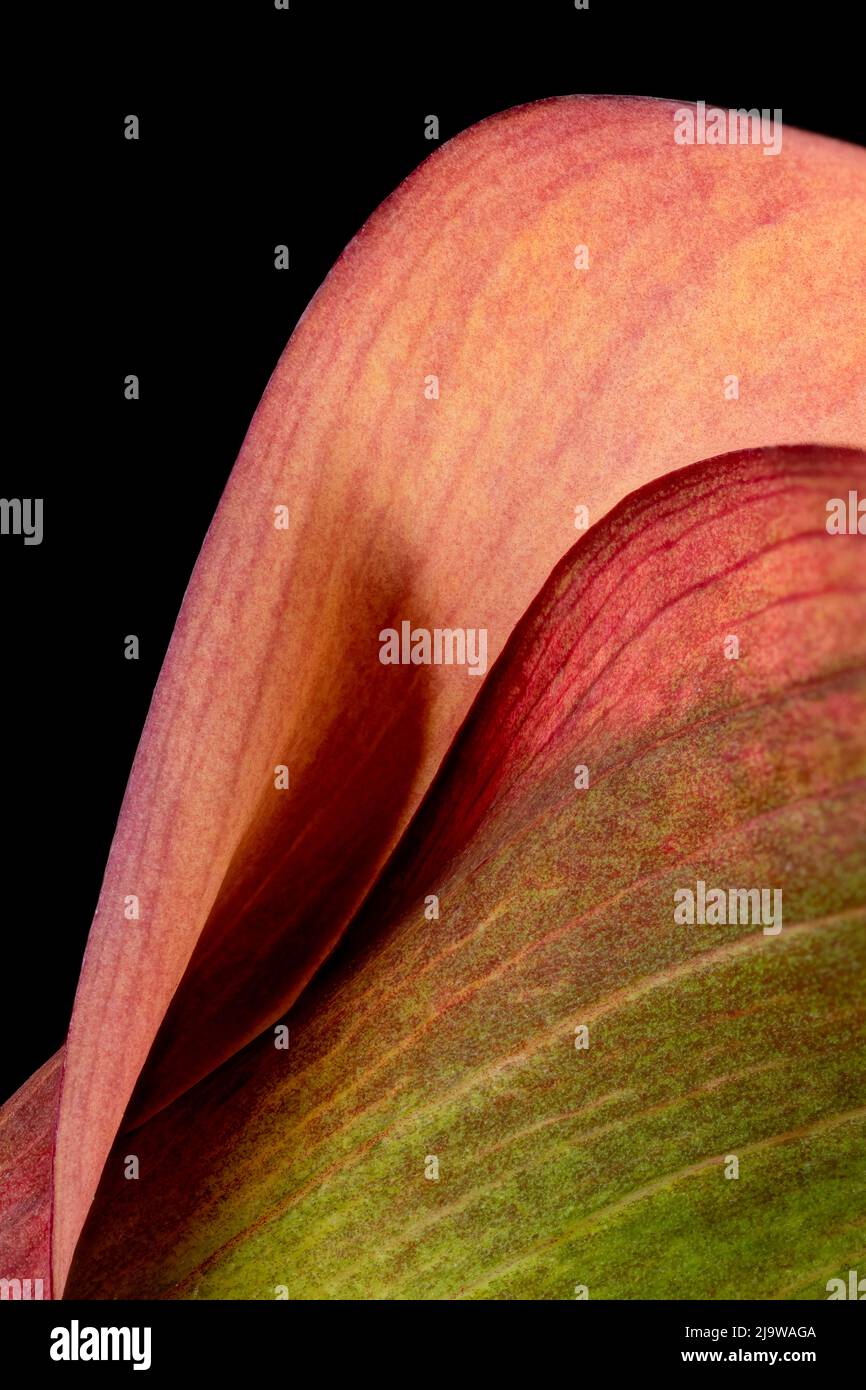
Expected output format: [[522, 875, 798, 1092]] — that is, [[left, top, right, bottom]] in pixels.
[[0, 1051, 61, 1299], [53, 96, 866, 1293], [66, 445, 866, 1299]]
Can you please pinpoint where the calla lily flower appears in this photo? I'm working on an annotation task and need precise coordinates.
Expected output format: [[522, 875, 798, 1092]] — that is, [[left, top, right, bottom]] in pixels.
[[1, 95, 864, 1301]]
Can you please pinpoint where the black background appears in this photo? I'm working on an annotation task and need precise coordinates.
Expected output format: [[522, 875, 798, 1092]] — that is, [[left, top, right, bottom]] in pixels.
[[4, 2, 865, 1105], [6, 1299, 863, 1371]]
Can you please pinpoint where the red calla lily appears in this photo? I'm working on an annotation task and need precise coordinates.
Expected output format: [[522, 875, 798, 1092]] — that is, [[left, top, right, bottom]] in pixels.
[[1, 95, 864, 1300]]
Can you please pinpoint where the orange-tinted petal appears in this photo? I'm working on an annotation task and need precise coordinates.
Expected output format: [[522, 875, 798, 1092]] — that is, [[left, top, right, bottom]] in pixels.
[[54, 98, 866, 1292]]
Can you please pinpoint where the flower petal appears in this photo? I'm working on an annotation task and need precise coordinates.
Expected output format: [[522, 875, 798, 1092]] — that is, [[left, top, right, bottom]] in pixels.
[[53, 96, 866, 1292], [67, 445, 866, 1299], [0, 1051, 61, 1300]]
